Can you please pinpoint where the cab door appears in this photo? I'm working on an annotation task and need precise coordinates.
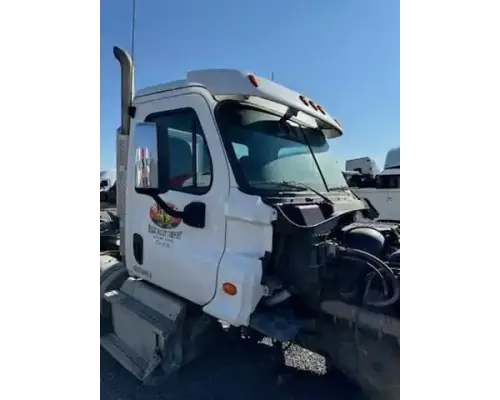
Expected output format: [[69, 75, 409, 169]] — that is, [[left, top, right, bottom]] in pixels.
[[126, 92, 230, 305]]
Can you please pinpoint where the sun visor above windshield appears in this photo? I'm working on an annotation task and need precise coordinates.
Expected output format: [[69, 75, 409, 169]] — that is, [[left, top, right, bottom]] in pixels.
[[186, 69, 343, 139], [235, 107, 280, 126]]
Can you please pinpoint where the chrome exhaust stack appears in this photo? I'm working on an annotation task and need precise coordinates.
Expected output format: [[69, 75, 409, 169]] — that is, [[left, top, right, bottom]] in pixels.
[[113, 46, 134, 136], [113, 46, 134, 260]]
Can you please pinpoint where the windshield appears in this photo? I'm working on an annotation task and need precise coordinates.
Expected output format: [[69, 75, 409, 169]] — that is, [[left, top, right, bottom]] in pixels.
[[216, 102, 348, 193]]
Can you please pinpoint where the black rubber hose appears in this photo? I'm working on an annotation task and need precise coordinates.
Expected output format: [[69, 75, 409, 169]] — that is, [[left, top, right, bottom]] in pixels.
[[337, 247, 400, 307], [363, 268, 400, 307], [336, 255, 389, 299], [337, 254, 385, 281], [338, 247, 396, 278]]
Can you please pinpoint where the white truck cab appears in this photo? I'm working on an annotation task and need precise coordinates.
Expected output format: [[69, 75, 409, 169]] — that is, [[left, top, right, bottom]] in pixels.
[[100, 169, 117, 203], [122, 64, 356, 327], [102, 47, 400, 399], [345, 157, 379, 176], [384, 147, 400, 171], [100, 169, 116, 191], [346, 147, 400, 222]]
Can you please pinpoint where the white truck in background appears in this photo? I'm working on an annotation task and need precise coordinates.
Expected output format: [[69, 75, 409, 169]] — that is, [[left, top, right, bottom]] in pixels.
[[100, 46, 400, 400], [100, 169, 117, 204], [345, 147, 400, 222], [345, 156, 380, 176]]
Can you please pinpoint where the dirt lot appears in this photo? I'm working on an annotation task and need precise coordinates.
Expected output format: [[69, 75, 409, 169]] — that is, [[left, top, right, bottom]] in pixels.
[[100, 338, 365, 400]]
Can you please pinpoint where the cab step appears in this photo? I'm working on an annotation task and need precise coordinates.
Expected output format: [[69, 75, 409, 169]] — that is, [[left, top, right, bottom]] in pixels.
[[100, 333, 161, 382], [104, 289, 176, 336], [101, 279, 187, 384], [249, 311, 312, 342]]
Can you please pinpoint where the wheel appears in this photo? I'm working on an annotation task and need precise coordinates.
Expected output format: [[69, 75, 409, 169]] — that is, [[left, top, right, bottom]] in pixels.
[[100, 256, 128, 318]]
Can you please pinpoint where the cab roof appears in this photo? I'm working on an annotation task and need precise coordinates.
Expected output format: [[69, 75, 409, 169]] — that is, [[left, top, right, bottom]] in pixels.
[[384, 147, 400, 169], [135, 69, 342, 138]]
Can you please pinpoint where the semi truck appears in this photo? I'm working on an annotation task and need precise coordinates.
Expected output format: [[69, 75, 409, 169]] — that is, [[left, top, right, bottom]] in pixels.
[[346, 148, 400, 222], [100, 47, 400, 399], [345, 157, 380, 176], [100, 169, 117, 204]]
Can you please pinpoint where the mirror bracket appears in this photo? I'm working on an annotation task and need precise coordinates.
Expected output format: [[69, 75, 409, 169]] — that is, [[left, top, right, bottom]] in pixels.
[[151, 194, 183, 219], [152, 195, 205, 229]]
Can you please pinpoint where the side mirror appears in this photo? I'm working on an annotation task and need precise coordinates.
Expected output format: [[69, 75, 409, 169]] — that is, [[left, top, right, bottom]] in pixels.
[[134, 122, 161, 194], [133, 122, 206, 229]]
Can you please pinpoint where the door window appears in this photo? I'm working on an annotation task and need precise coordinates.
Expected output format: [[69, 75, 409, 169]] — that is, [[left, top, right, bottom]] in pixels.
[[145, 109, 213, 195], [376, 174, 400, 189]]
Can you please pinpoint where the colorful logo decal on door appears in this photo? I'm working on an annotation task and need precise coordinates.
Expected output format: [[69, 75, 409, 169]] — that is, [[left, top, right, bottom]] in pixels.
[[149, 203, 182, 229]]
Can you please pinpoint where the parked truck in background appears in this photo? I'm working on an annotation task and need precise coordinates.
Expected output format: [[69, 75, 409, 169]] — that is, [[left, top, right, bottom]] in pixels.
[[345, 148, 400, 222], [100, 169, 117, 204], [345, 156, 380, 176]]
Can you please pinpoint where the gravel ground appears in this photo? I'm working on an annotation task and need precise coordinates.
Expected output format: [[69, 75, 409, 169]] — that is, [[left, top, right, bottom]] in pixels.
[[101, 337, 366, 400]]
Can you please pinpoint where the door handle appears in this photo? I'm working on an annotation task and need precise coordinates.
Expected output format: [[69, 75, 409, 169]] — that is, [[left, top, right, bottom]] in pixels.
[[133, 233, 144, 265]]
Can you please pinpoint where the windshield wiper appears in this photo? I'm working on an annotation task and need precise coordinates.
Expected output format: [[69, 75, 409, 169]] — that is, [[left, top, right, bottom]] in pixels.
[[328, 186, 350, 191], [270, 181, 334, 205], [252, 181, 307, 192]]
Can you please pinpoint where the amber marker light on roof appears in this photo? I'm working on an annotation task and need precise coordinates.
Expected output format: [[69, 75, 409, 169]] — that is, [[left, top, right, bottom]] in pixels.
[[308, 100, 318, 111], [299, 95, 309, 106], [248, 74, 259, 87]]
